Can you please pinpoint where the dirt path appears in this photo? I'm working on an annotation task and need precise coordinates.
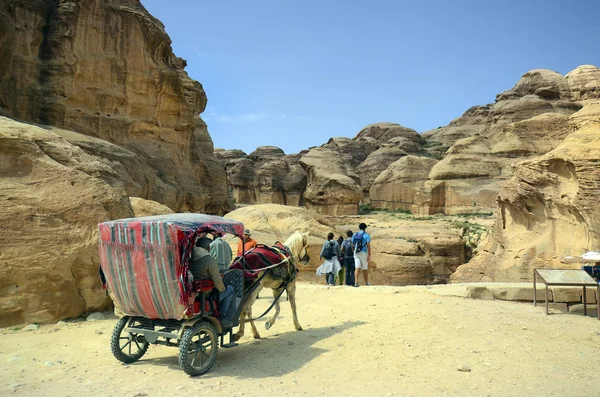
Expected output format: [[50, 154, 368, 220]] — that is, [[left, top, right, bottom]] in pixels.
[[2, 283, 600, 396]]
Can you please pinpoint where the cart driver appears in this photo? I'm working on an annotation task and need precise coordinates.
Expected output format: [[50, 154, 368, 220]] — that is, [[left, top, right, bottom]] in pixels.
[[190, 236, 236, 328]]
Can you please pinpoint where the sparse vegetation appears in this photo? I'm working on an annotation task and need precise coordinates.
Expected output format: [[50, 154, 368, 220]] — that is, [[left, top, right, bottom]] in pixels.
[[422, 140, 443, 148], [358, 204, 373, 214], [454, 212, 493, 218], [397, 236, 419, 243]]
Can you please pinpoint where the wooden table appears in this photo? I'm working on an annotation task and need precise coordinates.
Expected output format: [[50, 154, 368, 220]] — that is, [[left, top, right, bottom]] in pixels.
[[533, 269, 600, 319]]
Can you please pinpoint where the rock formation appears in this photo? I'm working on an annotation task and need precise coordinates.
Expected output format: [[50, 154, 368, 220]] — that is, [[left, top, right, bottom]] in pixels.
[[129, 197, 173, 217], [0, 0, 231, 213], [369, 156, 438, 212], [0, 117, 133, 327], [215, 146, 308, 206], [299, 147, 362, 215], [421, 105, 492, 150], [565, 65, 600, 102], [225, 204, 467, 285], [453, 99, 600, 282], [415, 69, 583, 215]]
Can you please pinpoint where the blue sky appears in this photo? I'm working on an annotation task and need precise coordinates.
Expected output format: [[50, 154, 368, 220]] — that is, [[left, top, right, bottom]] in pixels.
[[141, 0, 600, 155]]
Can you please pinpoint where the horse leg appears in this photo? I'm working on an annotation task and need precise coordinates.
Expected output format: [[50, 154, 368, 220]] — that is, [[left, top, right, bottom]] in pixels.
[[286, 280, 303, 331], [247, 305, 262, 339], [265, 287, 283, 330], [234, 284, 261, 341], [233, 305, 248, 342]]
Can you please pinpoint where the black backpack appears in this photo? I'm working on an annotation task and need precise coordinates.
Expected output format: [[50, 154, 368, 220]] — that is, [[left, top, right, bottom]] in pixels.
[[322, 241, 335, 260]]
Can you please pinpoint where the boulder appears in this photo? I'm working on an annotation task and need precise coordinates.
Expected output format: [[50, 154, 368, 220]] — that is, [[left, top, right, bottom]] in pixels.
[[421, 105, 492, 149], [129, 197, 173, 217], [248, 146, 285, 162], [0, 117, 133, 327], [355, 147, 408, 196], [452, 102, 600, 282], [370, 156, 438, 212], [283, 162, 308, 207], [565, 65, 600, 102], [0, 0, 231, 214], [511, 69, 571, 99], [322, 137, 370, 168], [355, 122, 423, 145], [256, 159, 289, 204], [299, 147, 362, 215], [225, 158, 256, 204], [214, 149, 248, 160]]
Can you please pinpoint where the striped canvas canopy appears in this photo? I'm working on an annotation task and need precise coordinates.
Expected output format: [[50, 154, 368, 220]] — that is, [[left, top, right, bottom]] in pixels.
[[98, 214, 244, 320]]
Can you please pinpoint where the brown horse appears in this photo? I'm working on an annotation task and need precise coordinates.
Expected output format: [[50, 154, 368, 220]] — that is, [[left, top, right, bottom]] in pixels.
[[233, 231, 310, 341]]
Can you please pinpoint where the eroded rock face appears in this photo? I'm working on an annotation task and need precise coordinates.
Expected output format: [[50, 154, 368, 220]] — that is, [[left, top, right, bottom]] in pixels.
[[215, 147, 307, 206], [452, 102, 600, 282], [248, 146, 285, 162], [565, 65, 600, 102], [129, 197, 173, 217], [355, 147, 408, 196], [370, 156, 438, 212], [300, 147, 361, 215], [355, 122, 423, 145], [0, 117, 133, 327], [0, 0, 231, 213], [417, 69, 582, 215]]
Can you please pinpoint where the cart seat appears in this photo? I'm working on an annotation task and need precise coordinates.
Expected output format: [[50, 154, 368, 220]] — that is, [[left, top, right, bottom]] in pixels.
[[192, 280, 219, 317], [193, 279, 215, 292]]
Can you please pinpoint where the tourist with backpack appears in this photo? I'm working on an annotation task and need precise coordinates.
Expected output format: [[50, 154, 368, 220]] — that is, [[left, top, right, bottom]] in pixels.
[[337, 235, 345, 285], [341, 230, 355, 286], [315, 232, 341, 285], [353, 222, 372, 287]]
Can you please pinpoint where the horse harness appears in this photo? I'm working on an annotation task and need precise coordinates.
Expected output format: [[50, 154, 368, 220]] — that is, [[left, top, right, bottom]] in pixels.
[[233, 242, 298, 322]]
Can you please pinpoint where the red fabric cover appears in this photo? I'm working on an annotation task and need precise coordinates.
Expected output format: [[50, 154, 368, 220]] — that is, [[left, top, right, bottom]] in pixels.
[[98, 214, 244, 320], [230, 243, 289, 281]]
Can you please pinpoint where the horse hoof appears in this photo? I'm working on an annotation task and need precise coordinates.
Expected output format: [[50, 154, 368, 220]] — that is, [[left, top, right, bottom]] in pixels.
[[233, 334, 241, 342], [296, 326, 303, 331], [265, 321, 271, 330], [253, 334, 261, 339]]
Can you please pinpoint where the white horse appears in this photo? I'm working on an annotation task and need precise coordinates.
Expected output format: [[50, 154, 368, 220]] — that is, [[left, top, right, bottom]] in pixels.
[[234, 231, 310, 341]]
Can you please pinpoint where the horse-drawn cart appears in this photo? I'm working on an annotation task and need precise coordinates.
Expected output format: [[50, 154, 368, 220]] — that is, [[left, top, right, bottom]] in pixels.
[[98, 214, 306, 376]]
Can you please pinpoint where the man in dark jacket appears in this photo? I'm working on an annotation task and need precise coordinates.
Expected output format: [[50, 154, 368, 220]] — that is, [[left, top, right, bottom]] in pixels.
[[341, 230, 355, 286]]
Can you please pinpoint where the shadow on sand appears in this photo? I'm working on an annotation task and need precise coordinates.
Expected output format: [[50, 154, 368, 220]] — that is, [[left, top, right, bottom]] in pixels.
[[135, 320, 364, 378]]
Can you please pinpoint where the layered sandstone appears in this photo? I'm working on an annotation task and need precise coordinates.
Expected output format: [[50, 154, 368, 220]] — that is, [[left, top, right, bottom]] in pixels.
[[129, 197, 173, 217], [452, 101, 600, 282], [0, 0, 231, 213], [565, 65, 600, 102], [214, 147, 307, 206], [0, 117, 133, 327], [299, 147, 362, 215], [369, 156, 438, 212], [416, 69, 582, 215]]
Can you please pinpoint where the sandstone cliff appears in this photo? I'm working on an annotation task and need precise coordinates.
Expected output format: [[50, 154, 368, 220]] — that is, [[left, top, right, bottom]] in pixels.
[[214, 146, 308, 206], [0, 0, 231, 213], [0, 117, 133, 327], [414, 69, 583, 215], [452, 100, 600, 282]]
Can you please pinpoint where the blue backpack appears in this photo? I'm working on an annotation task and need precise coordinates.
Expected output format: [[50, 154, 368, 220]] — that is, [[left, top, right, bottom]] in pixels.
[[352, 232, 364, 253]]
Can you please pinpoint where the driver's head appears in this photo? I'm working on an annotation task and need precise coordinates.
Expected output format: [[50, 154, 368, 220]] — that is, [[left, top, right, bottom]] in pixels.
[[196, 236, 212, 250]]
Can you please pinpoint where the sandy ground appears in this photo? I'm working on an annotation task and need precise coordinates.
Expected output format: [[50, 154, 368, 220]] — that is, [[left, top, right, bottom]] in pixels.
[[2, 282, 600, 397]]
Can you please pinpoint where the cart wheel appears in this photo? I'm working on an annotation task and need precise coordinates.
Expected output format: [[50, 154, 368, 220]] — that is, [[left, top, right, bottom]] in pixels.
[[178, 321, 218, 376], [110, 316, 149, 364]]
